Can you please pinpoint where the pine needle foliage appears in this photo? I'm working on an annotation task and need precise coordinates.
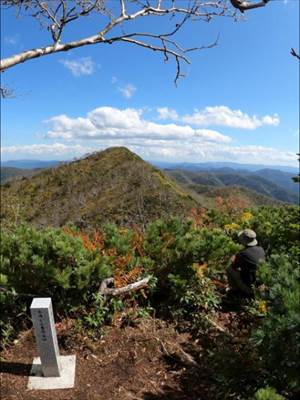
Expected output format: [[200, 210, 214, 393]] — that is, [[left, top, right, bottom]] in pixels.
[[1, 203, 299, 398]]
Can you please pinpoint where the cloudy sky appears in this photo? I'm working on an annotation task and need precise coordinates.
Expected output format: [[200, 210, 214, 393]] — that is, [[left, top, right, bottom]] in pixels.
[[1, 0, 299, 166]]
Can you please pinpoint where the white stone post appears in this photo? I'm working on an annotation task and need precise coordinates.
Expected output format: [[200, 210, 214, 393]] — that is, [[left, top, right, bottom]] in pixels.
[[28, 297, 76, 390], [30, 298, 61, 377]]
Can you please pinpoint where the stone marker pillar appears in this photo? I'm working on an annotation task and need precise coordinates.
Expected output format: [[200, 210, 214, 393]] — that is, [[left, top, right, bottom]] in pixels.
[[28, 297, 76, 390], [30, 298, 61, 377]]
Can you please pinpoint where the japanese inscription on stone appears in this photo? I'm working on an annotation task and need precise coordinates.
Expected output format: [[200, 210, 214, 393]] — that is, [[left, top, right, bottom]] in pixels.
[[30, 298, 61, 377]]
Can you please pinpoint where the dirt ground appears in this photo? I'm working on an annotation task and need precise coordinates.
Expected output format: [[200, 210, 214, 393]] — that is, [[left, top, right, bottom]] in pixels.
[[1, 313, 257, 400]]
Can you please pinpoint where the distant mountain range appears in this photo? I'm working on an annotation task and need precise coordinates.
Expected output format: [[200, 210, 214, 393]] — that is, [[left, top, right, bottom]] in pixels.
[[166, 169, 299, 205], [185, 185, 281, 208], [1, 159, 298, 173], [1, 152, 298, 217], [1, 167, 40, 183], [1, 160, 62, 169], [151, 161, 298, 174]]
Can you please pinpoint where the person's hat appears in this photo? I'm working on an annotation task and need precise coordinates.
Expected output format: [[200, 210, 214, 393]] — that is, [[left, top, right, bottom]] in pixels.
[[238, 229, 257, 247]]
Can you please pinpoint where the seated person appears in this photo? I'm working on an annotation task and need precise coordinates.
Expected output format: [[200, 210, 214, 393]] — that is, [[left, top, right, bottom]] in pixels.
[[227, 229, 265, 297]]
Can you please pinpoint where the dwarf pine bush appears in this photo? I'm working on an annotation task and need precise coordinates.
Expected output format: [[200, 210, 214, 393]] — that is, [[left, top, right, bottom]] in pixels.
[[253, 255, 300, 391]]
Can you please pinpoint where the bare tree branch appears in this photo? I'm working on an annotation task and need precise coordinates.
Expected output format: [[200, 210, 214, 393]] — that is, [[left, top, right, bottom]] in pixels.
[[99, 276, 151, 297], [291, 48, 300, 61], [1, 1, 236, 82], [230, 0, 269, 13], [120, 0, 126, 17], [0, 85, 15, 98]]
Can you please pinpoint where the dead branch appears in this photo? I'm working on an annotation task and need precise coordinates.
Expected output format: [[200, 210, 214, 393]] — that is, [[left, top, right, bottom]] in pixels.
[[99, 276, 151, 297], [174, 345, 199, 367], [1, 0, 233, 83], [230, 0, 269, 13], [291, 48, 300, 61], [204, 314, 231, 335], [156, 337, 198, 367], [0, 86, 15, 98]]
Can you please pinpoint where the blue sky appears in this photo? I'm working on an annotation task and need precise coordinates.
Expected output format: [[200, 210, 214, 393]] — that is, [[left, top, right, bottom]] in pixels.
[[1, 0, 299, 166]]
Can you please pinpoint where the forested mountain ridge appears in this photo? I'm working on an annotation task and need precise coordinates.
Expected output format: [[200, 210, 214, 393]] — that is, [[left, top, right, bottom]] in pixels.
[[152, 160, 298, 174], [2, 157, 297, 205], [0, 167, 40, 183], [186, 184, 281, 208], [166, 169, 298, 205], [0, 147, 197, 228], [1, 148, 289, 229], [1, 160, 61, 169]]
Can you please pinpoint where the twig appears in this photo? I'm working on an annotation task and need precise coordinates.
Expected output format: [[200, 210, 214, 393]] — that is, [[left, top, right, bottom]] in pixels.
[[1, 0, 232, 84], [156, 337, 198, 367], [291, 48, 300, 61], [204, 315, 231, 335]]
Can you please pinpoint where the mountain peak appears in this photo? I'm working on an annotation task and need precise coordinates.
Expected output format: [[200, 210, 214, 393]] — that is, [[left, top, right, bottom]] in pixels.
[[1, 147, 197, 228]]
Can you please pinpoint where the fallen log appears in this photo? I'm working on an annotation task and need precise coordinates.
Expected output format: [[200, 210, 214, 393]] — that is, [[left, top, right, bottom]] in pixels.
[[99, 276, 151, 297]]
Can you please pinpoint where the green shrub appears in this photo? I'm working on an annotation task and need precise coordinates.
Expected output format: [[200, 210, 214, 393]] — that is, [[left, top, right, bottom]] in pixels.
[[253, 255, 300, 392], [144, 217, 239, 317], [0, 223, 112, 345], [249, 206, 300, 256], [1, 202, 299, 400], [254, 386, 285, 400], [0, 224, 111, 299]]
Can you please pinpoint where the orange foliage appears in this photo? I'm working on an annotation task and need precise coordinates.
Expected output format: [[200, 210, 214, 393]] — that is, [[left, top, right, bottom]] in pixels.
[[131, 225, 145, 257], [188, 207, 208, 228], [114, 254, 133, 269], [63, 226, 145, 289], [215, 195, 250, 215], [114, 266, 142, 288], [63, 227, 105, 252], [211, 279, 227, 289], [215, 196, 224, 210]]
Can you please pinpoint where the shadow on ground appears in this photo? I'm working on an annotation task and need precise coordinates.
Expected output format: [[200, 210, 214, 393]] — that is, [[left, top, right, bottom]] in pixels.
[[0, 361, 32, 376], [143, 331, 261, 400]]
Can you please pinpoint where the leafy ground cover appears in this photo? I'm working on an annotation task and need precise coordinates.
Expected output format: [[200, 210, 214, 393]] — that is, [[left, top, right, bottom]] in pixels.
[[1, 203, 299, 399]]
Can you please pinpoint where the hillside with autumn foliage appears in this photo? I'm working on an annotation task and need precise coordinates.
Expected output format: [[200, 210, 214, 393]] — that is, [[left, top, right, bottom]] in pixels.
[[165, 168, 298, 205], [1, 149, 299, 400], [1, 201, 299, 399], [1, 147, 285, 232], [0, 147, 197, 228]]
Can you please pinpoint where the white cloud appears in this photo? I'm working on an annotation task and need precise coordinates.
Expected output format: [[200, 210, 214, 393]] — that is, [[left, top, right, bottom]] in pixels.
[[1, 143, 94, 158], [1, 141, 296, 167], [128, 143, 296, 166], [4, 105, 291, 166], [45, 106, 231, 143], [39, 105, 294, 165], [213, 145, 295, 165], [157, 107, 179, 120], [45, 115, 96, 140], [60, 57, 95, 77], [161, 105, 280, 129], [118, 84, 137, 99]]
